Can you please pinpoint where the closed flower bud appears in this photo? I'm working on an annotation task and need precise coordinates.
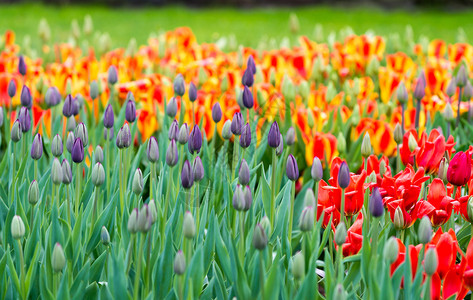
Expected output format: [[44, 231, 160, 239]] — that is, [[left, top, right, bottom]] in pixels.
[[311, 157, 323, 182], [242, 86, 254, 109], [443, 102, 455, 122], [384, 237, 399, 264], [188, 82, 197, 102], [242, 186, 253, 211], [247, 55, 256, 74], [94, 146, 104, 164], [173, 74, 186, 96], [75, 122, 88, 146], [107, 65, 118, 85], [338, 162, 350, 189], [414, 74, 426, 101], [260, 216, 271, 235], [148, 200, 158, 224], [379, 160, 387, 177], [369, 187, 384, 218], [267, 121, 281, 148], [174, 250, 186, 275], [212, 102, 222, 123], [178, 124, 189, 145], [166, 139, 179, 167], [20, 85, 32, 108], [285, 127, 295, 146], [193, 156, 204, 182], [408, 133, 418, 152], [303, 189, 316, 208], [276, 134, 284, 156], [446, 78, 457, 97], [71, 96, 81, 116], [51, 158, 63, 185], [424, 247, 438, 276], [393, 207, 405, 229], [239, 159, 250, 185], [71, 138, 84, 163], [456, 64, 468, 88], [116, 123, 131, 149], [131, 168, 143, 195], [367, 171, 377, 184], [188, 125, 202, 155], [28, 180, 39, 205], [45, 86, 61, 107], [18, 56, 27, 76], [66, 116, 76, 132], [333, 284, 347, 300], [168, 119, 179, 141], [63, 94, 74, 118], [337, 132, 346, 154], [66, 132, 75, 154], [125, 99, 136, 123], [128, 208, 139, 234], [61, 159, 72, 184], [147, 137, 159, 163], [418, 216, 432, 244], [8, 79, 16, 98], [52, 243, 66, 273], [292, 251, 305, 280], [396, 81, 408, 104], [90, 80, 99, 99], [286, 154, 299, 181], [183, 211, 196, 239], [465, 81, 473, 100], [11, 215, 25, 240], [361, 133, 372, 158], [394, 123, 403, 144], [11, 120, 22, 142], [231, 112, 243, 136], [335, 222, 347, 246], [221, 120, 233, 140], [299, 206, 315, 232], [252, 223, 268, 250], [103, 104, 114, 129], [166, 97, 178, 118], [137, 204, 152, 233], [233, 184, 245, 211], [242, 68, 254, 88], [51, 134, 63, 157], [101, 226, 110, 246], [181, 160, 194, 189], [18, 107, 31, 133], [91, 163, 105, 187], [239, 123, 251, 148], [31, 133, 43, 160], [447, 151, 472, 186]]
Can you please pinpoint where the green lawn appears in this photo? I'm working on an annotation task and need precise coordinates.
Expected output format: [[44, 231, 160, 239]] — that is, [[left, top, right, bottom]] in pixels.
[[0, 3, 473, 49]]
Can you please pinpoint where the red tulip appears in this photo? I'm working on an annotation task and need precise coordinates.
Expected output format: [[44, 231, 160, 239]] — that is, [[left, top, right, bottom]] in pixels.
[[447, 151, 472, 187], [417, 178, 459, 227]]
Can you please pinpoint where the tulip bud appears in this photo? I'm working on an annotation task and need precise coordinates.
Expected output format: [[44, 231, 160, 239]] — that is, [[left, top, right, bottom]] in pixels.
[[178, 124, 189, 144], [147, 137, 159, 163], [384, 237, 399, 264], [231, 112, 243, 136], [292, 251, 305, 280], [188, 82, 197, 102], [252, 223, 268, 250], [31, 133, 43, 160], [418, 216, 432, 244], [443, 102, 455, 122], [63, 94, 74, 118], [338, 162, 350, 189], [334, 222, 347, 246], [52, 243, 66, 273], [51, 158, 63, 185], [221, 120, 233, 140], [369, 187, 384, 218], [456, 64, 468, 88], [242, 86, 254, 109], [137, 204, 152, 233], [212, 103, 222, 123], [20, 85, 32, 109], [66, 131, 75, 154], [393, 123, 403, 144], [148, 200, 158, 224], [18, 107, 31, 133], [193, 156, 204, 182], [103, 104, 114, 129], [239, 159, 250, 185], [446, 77, 457, 97], [396, 81, 408, 104], [242, 68, 254, 88], [174, 250, 186, 275], [107, 65, 118, 85], [361, 133, 372, 158], [45, 86, 61, 107], [27, 180, 39, 206], [51, 134, 63, 157], [181, 160, 194, 189], [276, 134, 284, 156], [447, 151, 472, 186], [166, 139, 179, 167], [424, 247, 438, 276], [11, 120, 22, 143], [408, 134, 418, 152], [101, 226, 110, 246], [367, 171, 377, 184], [91, 163, 105, 187], [379, 160, 387, 177], [233, 184, 245, 211], [188, 125, 202, 155], [239, 123, 251, 148], [183, 211, 196, 239], [168, 119, 179, 141], [166, 97, 178, 118], [267, 121, 281, 148], [285, 127, 295, 146], [173, 74, 186, 96], [303, 189, 316, 208], [393, 207, 405, 229], [128, 208, 139, 234], [94, 146, 104, 164], [337, 132, 346, 154], [8, 79, 16, 98], [333, 284, 347, 300], [413, 73, 426, 100], [299, 206, 315, 232], [11, 215, 25, 240], [307, 110, 315, 128], [61, 160, 72, 185], [130, 168, 143, 195], [286, 154, 299, 181], [75, 122, 89, 146], [125, 99, 136, 123], [18, 56, 27, 76], [309, 157, 323, 182], [90, 80, 99, 99], [71, 138, 84, 163], [116, 123, 131, 149]]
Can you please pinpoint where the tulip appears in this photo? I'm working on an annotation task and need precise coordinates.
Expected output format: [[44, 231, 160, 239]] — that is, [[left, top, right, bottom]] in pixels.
[[188, 125, 202, 154], [91, 163, 105, 187], [71, 138, 84, 163], [369, 187, 384, 218], [337, 132, 346, 154], [72, 96, 81, 116], [18, 55, 26, 76], [183, 211, 196, 239], [125, 99, 136, 123], [28, 180, 39, 205], [221, 120, 233, 140], [52, 243, 66, 273], [61, 159, 72, 185], [132, 168, 143, 195], [166, 139, 179, 167], [238, 159, 250, 185], [447, 151, 471, 186], [457, 64, 468, 88], [137, 204, 152, 233], [252, 223, 268, 250], [51, 158, 63, 185], [107, 65, 118, 85], [361, 133, 372, 158], [11, 215, 25, 240], [45, 86, 61, 107], [384, 237, 399, 264], [247, 55, 256, 74], [446, 77, 457, 97], [393, 123, 403, 144], [63, 94, 74, 118], [174, 250, 186, 275], [299, 206, 315, 232], [116, 123, 131, 149], [424, 247, 438, 276], [128, 208, 139, 234], [101, 226, 110, 246], [334, 223, 347, 246], [311, 157, 323, 182], [18, 107, 30, 133], [231, 112, 243, 136], [181, 160, 194, 189], [147, 136, 159, 163], [166, 97, 178, 118], [239, 123, 251, 148], [103, 104, 114, 129], [285, 127, 295, 146], [212, 102, 222, 123], [276, 134, 284, 156], [193, 156, 204, 182], [396, 81, 408, 104], [242, 68, 254, 87], [338, 162, 350, 189], [178, 124, 189, 144], [168, 119, 179, 140], [11, 120, 22, 142], [20, 85, 32, 108], [31, 133, 43, 160], [188, 82, 197, 102], [173, 74, 186, 96], [286, 154, 299, 181], [94, 146, 104, 164], [75, 122, 88, 146], [242, 86, 254, 109], [8, 79, 16, 98], [90, 80, 99, 99], [418, 216, 432, 244], [233, 184, 245, 211], [268, 121, 281, 148]]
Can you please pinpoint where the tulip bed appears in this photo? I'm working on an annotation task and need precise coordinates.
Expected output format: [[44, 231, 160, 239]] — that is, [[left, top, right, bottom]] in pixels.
[[2, 14, 473, 300]]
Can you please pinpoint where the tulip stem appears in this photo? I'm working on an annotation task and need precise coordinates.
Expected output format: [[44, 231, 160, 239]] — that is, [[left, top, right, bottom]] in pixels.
[[341, 188, 346, 226], [270, 148, 277, 231], [401, 103, 405, 137], [177, 275, 183, 300], [91, 187, 99, 236], [259, 251, 265, 300], [161, 173, 172, 251], [239, 212, 245, 264], [67, 186, 71, 225], [126, 234, 135, 274], [75, 163, 81, 217], [288, 181, 295, 251], [195, 182, 200, 238], [371, 218, 379, 270], [396, 145, 401, 173], [414, 99, 421, 130], [231, 139, 239, 183], [16, 239, 26, 300], [457, 87, 463, 128], [119, 150, 125, 217], [133, 233, 145, 300], [34, 160, 38, 181], [422, 275, 431, 299], [336, 240, 344, 284], [150, 162, 154, 203]]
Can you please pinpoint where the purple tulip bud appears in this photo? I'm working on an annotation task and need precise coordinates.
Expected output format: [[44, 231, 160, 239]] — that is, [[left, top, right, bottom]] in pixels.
[[72, 97, 80, 116], [147, 136, 159, 163], [239, 123, 251, 148], [239, 159, 250, 185], [18, 107, 30, 133], [168, 119, 179, 140], [413, 72, 426, 100], [61, 159, 72, 184], [8, 79, 16, 98], [71, 138, 84, 163], [311, 157, 323, 182], [108, 65, 118, 85], [45, 86, 61, 107], [166, 97, 178, 118], [166, 139, 179, 167], [18, 56, 27, 76], [125, 100, 136, 123], [285, 127, 295, 146], [243, 185, 252, 211], [286, 154, 299, 181], [242, 68, 254, 87], [446, 77, 457, 97], [181, 160, 194, 189], [66, 132, 75, 154], [20, 85, 32, 109], [242, 86, 254, 109], [11, 119, 22, 142], [173, 74, 186, 97], [268, 121, 280, 148], [212, 102, 222, 123], [74, 122, 88, 146], [231, 112, 243, 136], [247, 55, 256, 75], [63, 94, 74, 118], [338, 161, 350, 189], [252, 223, 268, 250], [188, 125, 202, 155], [30, 133, 43, 160], [51, 134, 63, 157], [276, 133, 284, 156], [178, 123, 189, 145], [369, 187, 384, 218], [193, 156, 204, 182], [233, 185, 245, 211], [116, 123, 131, 149], [457, 64, 468, 88], [188, 82, 197, 102], [103, 104, 114, 129]]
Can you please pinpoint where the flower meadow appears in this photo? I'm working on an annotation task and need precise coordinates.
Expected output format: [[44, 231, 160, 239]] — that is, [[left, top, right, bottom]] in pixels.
[[3, 17, 473, 300]]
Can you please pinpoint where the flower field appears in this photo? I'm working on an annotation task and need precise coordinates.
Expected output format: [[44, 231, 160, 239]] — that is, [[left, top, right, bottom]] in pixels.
[[2, 13, 473, 299]]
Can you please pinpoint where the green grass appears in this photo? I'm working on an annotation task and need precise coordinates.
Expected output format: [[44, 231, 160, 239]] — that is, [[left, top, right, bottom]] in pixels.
[[0, 3, 473, 49]]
